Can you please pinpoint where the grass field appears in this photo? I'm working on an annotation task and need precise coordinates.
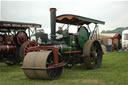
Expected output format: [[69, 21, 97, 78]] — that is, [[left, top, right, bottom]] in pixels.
[[0, 52, 128, 85]]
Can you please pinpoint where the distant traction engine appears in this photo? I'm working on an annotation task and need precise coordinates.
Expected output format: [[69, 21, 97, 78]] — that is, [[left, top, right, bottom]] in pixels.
[[0, 21, 41, 65]]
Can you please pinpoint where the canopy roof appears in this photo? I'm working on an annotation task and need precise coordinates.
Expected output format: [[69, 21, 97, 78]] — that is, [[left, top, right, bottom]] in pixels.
[[56, 14, 105, 25], [0, 21, 41, 28], [99, 33, 121, 40]]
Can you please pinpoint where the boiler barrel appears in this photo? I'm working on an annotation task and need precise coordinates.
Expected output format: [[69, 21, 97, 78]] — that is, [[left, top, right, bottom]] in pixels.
[[0, 45, 16, 53]]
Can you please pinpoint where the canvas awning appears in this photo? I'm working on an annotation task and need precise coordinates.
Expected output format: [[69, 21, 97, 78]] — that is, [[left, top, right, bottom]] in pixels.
[[56, 14, 105, 25], [99, 33, 121, 40], [0, 21, 41, 28]]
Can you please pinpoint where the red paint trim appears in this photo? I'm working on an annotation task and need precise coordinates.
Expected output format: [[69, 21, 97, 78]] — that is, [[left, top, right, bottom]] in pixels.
[[48, 62, 65, 69], [99, 33, 121, 51], [112, 33, 120, 39], [28, 46, 59, 64]]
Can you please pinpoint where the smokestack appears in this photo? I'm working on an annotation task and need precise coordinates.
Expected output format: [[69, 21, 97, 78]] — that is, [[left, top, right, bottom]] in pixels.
[[50, 8, 56, 41]]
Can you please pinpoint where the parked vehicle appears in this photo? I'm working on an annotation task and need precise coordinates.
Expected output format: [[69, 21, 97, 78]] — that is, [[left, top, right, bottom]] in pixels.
[[0, 21, 41, 65], [122, 30, 128, 49], [22, 8, 105, 80]]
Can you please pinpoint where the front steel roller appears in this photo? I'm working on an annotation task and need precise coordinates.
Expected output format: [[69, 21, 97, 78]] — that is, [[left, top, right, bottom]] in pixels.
[[22, 51, 63, 80], [83, 40, 103, 69]]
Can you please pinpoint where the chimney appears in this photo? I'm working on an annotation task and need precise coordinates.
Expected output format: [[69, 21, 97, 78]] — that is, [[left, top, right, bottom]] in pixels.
[[50, 8, 56, 41]]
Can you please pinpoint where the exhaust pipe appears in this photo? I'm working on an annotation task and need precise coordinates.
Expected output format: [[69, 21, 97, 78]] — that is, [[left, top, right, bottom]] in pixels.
[[50, 8, 56, 41]]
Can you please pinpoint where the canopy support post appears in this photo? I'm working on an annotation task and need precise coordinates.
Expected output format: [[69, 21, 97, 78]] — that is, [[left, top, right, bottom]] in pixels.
[[89, 24, 99, 40]]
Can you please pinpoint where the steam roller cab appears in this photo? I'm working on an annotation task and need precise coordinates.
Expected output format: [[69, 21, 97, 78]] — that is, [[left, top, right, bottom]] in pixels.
[[22, 8, 105, 80], [0, 21, 41, 65]]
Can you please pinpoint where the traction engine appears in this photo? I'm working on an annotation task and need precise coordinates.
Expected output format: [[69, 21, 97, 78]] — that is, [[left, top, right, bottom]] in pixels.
[[0, 21, 41, 65], [22, 8, 105, 80]]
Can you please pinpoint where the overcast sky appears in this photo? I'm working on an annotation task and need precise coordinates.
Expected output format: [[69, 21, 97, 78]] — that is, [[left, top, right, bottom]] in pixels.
[[0, 1, 1, 19], [0, 0, 128, 33]]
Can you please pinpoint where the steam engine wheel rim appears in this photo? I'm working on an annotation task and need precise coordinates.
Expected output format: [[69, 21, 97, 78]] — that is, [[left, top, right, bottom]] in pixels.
[[83, 40, 103, 69], [19, 41, 38, 61], [23, 41, 37, 56], [89, 42, 102, 67], [46, 52, 63, 80]]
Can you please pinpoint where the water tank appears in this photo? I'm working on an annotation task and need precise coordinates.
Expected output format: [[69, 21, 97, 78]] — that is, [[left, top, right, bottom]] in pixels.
[[122, 30, 128, 48]]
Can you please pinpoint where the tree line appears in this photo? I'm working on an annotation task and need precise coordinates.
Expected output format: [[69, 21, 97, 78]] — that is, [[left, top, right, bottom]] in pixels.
[[101, 27, 128, 35]]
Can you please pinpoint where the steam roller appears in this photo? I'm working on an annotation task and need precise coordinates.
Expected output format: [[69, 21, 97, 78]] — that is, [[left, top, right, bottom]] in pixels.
[[22, 8, 105, 80], [23, 50, 63, 80]]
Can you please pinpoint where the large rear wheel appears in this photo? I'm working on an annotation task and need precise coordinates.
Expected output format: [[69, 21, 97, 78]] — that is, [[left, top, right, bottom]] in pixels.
[[83, 40, 103, 69]]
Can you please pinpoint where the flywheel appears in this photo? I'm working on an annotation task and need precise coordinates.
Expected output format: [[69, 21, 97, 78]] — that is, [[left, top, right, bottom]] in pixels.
[[16, 31, 28, 46]]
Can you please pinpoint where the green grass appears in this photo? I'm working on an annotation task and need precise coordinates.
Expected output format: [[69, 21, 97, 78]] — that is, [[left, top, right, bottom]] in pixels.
[[0, 52, 128, 85]]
